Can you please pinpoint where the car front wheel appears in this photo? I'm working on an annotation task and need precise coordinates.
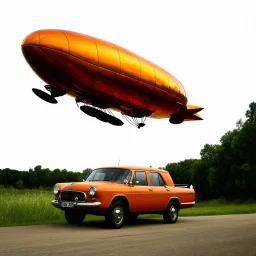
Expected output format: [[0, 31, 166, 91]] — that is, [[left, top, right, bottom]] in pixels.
[[105, 200, 126, 229], [65, 210, 86, 224], [163, 201, 179, 224]]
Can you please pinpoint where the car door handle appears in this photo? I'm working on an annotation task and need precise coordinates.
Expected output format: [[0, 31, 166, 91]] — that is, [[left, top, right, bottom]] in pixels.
[[148, 187, 153, 191]]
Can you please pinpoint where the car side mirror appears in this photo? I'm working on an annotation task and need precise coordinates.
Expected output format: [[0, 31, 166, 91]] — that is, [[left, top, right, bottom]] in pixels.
[[124, 179, 128, 184]]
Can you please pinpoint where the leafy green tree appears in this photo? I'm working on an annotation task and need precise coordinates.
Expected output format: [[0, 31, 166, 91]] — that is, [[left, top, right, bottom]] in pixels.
[[191, 160, 210, 199], [16, 179, 24, 189], [246, 102, 256, 128], [166, 159, 198, 185], [83, 168, 93, 180]]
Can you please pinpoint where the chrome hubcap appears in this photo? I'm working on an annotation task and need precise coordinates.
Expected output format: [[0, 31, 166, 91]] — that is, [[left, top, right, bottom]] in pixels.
[[170, 205, 177, 221], [113, 206, 124, 224]]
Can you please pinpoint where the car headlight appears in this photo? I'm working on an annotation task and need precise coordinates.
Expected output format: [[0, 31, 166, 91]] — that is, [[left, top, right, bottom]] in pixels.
[[88, 186, 96, 197], [53, 185, 59, 195]]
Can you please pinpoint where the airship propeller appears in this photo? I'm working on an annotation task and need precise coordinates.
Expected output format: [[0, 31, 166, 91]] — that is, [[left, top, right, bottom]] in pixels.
[[32, 88, 58, 104], [80, 105, 124, 126], [32, 85, 66, 104]]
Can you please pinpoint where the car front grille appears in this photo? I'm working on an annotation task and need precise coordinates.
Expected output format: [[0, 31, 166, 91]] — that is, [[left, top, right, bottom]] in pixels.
[[60, 191, 86, 202]]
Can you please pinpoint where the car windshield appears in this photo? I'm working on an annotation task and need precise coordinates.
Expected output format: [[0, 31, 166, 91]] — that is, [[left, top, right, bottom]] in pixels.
[[86, 168, 132, 184]]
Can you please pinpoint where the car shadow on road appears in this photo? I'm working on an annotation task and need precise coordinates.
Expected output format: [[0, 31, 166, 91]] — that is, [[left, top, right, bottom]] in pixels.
[[53, 217, 189, 230]]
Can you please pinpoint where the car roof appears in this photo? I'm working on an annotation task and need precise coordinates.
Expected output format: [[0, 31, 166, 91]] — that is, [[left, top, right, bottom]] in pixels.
[[95, 166, 168, 173]]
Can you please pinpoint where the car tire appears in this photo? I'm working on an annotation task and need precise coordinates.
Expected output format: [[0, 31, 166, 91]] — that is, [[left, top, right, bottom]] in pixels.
[[105, 200, 126, 229], [65, 210, 86, 224], [163, 201, 179, 224]]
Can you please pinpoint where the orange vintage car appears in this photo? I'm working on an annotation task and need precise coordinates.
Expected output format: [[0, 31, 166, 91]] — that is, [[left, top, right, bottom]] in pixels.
[[52, 166, 195, 228]]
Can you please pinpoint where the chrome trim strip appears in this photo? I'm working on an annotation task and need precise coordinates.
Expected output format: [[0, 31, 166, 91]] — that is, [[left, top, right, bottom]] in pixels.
[[181, 201, 195, 205], [51, 200, 101, 207], [60, 189, 86, 193]]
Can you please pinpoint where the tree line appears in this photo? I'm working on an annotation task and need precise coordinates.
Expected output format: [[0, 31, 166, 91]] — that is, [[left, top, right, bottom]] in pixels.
[[0, 166, 93, 190], [0, 102, 255, 199]]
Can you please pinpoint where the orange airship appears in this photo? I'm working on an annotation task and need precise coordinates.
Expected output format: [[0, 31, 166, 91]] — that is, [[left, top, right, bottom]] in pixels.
[[21, 29, 203, 128]]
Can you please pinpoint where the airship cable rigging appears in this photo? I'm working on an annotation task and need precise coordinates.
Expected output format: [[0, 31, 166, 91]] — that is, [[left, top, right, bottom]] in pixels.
[[122, 114, 146, 129]]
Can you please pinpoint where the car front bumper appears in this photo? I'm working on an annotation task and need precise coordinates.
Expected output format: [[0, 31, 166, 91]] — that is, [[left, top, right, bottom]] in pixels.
[[51, 200, 101, 208]]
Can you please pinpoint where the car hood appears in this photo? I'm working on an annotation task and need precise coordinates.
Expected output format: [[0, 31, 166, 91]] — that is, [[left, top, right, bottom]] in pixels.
[[57, 181, 123, 192]]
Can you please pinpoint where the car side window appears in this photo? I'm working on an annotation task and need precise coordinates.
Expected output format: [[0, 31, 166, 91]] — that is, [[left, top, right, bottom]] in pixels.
[[150, 172, 165, 186], [133, 171, 147, 186], [158, 174, 165, 186]]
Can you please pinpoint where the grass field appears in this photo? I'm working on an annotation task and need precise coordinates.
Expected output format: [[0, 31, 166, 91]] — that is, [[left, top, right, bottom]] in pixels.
[[0, 187, 256, 227]]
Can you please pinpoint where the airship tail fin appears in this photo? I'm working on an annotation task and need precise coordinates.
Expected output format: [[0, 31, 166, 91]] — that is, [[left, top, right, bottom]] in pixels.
[[184, 105, 204, 121]]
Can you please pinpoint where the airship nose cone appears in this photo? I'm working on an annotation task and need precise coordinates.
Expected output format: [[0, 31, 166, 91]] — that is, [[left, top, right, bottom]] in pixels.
[[22, 29, 69, 53], [22, 31, 39, 46]]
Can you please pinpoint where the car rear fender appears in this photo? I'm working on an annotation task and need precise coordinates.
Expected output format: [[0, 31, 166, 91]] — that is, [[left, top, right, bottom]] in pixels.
[[167, 197, 180, 210]]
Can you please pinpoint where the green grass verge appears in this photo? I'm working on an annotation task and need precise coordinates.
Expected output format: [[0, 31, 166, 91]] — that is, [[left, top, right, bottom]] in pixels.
[[142, 199, 256, 219], [0, 188, 255, 227], [179, 199, 256, 216]]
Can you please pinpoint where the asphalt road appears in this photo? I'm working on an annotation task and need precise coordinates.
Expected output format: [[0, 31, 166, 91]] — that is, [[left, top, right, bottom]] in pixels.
[[0, 214, 255, 256]]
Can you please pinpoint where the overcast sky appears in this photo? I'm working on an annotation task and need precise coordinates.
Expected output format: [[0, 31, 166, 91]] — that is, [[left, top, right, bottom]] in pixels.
[[1, 0, 255, 171]]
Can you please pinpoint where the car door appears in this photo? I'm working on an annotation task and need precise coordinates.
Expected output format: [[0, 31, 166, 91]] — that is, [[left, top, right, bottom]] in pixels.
[[149, 172, 170, 211], [130, 171, 153, 212]]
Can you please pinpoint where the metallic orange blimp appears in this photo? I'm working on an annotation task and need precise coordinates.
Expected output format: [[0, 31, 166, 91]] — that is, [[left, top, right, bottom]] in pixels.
[[21, 29, 203, 128]]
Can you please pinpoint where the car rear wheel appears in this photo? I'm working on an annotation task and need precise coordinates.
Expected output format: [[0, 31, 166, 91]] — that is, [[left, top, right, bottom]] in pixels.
[[105, 200, 126, 229], [65, 210, 86, 224], [163, 201, 179, 224]]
